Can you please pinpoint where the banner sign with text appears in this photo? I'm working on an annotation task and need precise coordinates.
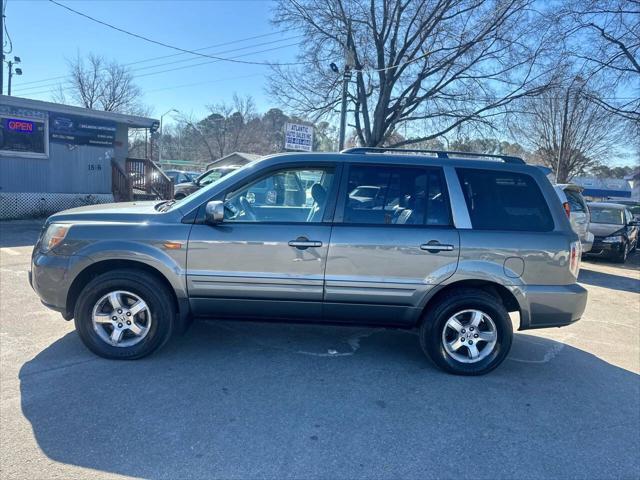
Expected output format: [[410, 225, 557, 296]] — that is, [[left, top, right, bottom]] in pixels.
[[49, 114, 117, 147], [284, 122, 313, 152]]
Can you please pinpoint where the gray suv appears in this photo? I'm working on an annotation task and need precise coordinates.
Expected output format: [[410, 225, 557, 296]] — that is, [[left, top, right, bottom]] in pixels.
[[30, 148, 587, 375]]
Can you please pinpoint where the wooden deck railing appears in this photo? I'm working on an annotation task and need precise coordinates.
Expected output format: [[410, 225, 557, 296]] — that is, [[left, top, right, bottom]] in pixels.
[[125, 158, 174, 200], [111, 158, 173, 202], [111, 160, 133, 202]]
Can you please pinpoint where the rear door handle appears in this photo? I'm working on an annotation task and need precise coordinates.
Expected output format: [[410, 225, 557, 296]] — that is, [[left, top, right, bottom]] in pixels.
[[420, 242, 454, 253], [288, 238, 323, 249]]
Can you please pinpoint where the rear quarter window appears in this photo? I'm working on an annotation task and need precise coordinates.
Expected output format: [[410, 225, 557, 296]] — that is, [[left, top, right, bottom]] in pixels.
[[457, 169, 554, 232]]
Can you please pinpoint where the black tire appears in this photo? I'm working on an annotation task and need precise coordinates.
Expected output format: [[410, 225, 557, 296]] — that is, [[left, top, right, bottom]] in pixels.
[[73, 269, 175, 359], [419, 288, 513, 376], [174, 193, 186, 200], [612, 242, 628, 263]]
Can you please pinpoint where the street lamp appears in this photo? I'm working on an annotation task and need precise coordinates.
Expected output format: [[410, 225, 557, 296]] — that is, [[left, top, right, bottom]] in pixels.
[[159, 108, 179, 164]]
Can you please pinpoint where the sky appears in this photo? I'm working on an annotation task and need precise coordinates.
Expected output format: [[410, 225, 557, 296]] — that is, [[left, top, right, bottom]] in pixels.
[[4, 0, 298, 124], [4, 0, 637, 167]]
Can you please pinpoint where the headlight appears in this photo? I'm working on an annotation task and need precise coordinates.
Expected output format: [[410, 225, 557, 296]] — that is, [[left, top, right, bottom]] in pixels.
[[602, 235, 624, 243], [41, 224, 71, 252]]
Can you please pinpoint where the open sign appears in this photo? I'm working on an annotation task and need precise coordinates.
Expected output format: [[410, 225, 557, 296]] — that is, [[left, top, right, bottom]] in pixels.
[[6, 119, 34, 133]]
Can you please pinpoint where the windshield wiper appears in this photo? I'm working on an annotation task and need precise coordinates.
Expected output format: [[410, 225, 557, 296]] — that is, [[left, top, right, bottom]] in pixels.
[[156, 199, 177, 212]]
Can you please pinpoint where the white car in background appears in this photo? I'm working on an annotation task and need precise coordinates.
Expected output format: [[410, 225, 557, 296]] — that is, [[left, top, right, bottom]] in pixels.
[[554, 184, 593, 253]]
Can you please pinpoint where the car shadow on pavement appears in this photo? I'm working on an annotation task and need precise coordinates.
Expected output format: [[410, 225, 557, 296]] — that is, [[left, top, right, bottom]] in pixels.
[[19, 322, 640, 479], [578, 268, 640, 293]]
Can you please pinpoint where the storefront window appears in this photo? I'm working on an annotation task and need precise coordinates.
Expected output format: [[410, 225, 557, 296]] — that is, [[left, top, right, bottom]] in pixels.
[[0, 115, 47, 156]]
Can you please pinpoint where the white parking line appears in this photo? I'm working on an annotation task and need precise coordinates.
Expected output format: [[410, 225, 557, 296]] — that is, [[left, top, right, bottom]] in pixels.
[[0, 248, 20, 256]]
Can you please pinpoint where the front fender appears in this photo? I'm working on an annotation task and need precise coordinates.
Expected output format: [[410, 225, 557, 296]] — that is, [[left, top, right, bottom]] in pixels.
[[67, 240, 188, 299]]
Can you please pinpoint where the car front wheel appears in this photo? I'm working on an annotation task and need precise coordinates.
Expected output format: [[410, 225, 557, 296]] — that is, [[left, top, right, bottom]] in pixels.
[[73, 269, 175, 359], [612, 242, 628, 263], [419, 288, 513, 375]]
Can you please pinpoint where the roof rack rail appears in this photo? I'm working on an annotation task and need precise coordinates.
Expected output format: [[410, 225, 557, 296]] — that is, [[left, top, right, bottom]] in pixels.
[[340, 147, 525, 164]]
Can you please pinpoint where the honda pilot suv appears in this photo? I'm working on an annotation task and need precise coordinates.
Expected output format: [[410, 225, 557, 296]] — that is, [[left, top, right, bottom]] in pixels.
[[30, 148, 587, 375]]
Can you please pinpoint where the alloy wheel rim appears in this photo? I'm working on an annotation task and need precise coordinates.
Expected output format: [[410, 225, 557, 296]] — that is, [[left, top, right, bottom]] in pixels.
[[441, 309, 498, 364], [91, 290, 152, 348]]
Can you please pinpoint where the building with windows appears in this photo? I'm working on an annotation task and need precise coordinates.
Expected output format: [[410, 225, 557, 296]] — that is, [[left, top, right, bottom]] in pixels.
[[0, 96, 165, 219]]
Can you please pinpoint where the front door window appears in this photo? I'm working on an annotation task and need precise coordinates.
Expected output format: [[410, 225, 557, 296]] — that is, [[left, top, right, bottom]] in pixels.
[[224, 167, 335, 223]]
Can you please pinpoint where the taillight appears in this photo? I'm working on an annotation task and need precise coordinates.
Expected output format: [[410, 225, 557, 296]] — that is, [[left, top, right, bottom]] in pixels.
[[569, 240, 581, 277], [563, 201, 571, 218]]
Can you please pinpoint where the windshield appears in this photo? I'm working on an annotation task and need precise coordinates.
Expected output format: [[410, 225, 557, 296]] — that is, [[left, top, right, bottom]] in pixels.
[[590, 206, 625, 225]]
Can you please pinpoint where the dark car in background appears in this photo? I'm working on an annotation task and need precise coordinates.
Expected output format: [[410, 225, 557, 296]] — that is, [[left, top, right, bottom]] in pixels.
[[164, 170, 200, 185], [173, 166, 239, 199], [586, 202, 639, 263], [604, 200, 640, 221]]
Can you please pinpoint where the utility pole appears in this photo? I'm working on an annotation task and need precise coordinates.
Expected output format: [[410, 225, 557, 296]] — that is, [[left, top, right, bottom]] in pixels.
[[6, 57, 20, 96], [338, 67, 351, 151], [338, 21, 354, 151], [1, 0, 5, 95]]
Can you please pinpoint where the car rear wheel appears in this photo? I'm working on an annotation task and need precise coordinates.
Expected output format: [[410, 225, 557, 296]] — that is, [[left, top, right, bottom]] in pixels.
[[174, 193, 186, 200], [73, 269, 175, 359], [419, 288, 513, 375]]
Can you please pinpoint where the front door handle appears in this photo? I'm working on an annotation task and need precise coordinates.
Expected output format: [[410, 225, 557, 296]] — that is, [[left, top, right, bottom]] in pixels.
[[420, 241, 455, 253], [288, 237, 323, 249]]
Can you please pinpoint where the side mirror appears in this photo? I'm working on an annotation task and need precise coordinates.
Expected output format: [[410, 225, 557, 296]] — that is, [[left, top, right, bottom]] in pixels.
[[205, 200, 225, 224]]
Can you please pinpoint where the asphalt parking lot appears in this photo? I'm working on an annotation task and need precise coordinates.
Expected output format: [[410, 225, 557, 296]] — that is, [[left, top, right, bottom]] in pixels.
[[1, 219, 639, 480]]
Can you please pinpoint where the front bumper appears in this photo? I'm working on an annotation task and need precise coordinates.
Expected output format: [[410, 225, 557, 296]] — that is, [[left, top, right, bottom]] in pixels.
[[30, 251, 72, 317], [585, 238, 624, 257], [516, 283, 588, 330]]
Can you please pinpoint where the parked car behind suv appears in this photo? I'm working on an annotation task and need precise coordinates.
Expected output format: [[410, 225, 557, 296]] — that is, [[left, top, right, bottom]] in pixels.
[[173, 166, 239, 199], [164, 169, 199, 185], [30, 148, 587, 375], [586, 202, 639, 263], [554, 184, 593, 253]]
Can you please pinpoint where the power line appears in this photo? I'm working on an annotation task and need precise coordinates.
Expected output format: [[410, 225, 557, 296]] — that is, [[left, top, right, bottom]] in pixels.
[[17, 42, 301, 97], [13, 35, 302, 94], [146, 73, 263, 93], [16, 30, 294, 88], [135, 42, 302, 79], [48, 0, 308, 67]]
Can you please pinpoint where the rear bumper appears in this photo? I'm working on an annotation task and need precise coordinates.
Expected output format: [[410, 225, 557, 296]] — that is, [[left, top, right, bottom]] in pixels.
[[516, 283, 588, 330]]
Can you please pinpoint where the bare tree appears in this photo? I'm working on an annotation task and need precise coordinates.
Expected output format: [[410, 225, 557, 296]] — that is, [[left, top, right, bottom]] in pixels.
[[269, 0, 558, 147], [173, 95, 257, 162], [509, 81, 624, 182], [559, 0, 639, 122], [54, 53, 145, 114]]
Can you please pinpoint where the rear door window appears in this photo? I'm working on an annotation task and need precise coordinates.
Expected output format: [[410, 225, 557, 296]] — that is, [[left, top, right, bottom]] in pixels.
[[342, 165, 450, 226], [457, 169, 554, 231]]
